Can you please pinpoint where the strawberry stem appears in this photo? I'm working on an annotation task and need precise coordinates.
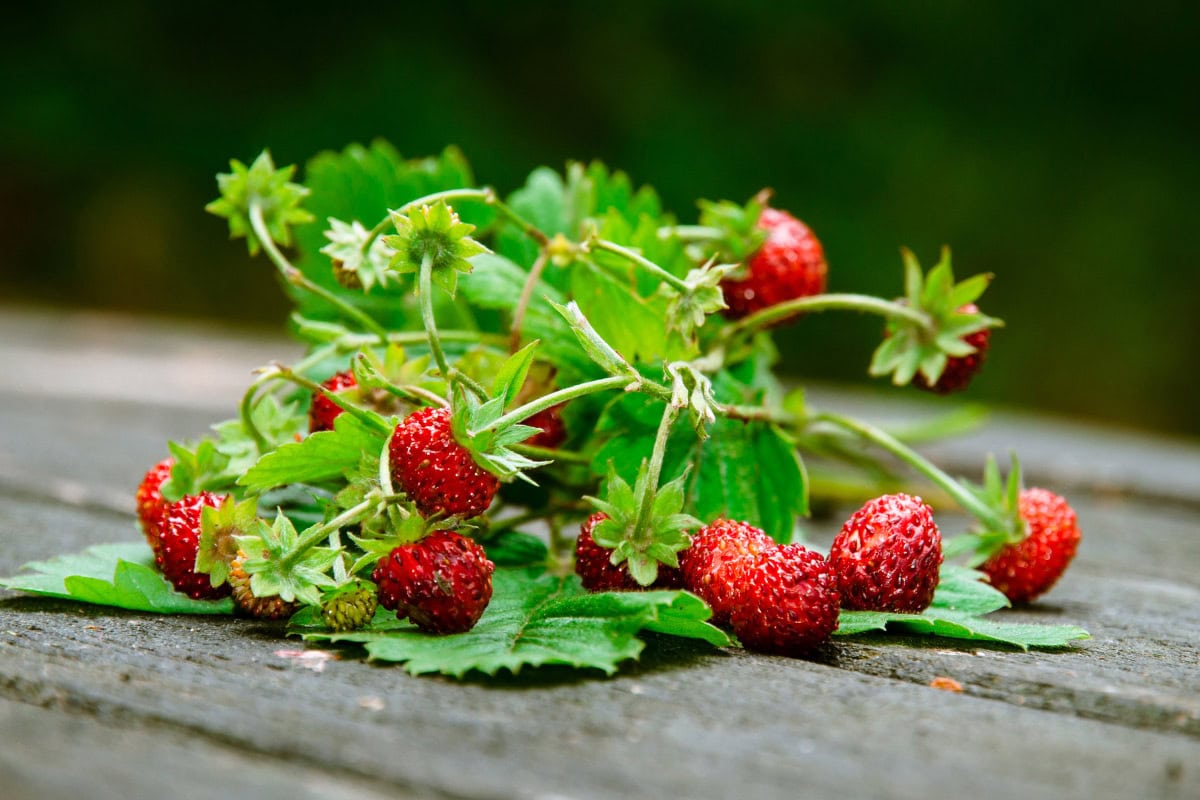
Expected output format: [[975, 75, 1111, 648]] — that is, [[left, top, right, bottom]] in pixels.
[[360, 187, 547, 256], [416, 252, 487, 401], [725, 293, 935, 342], [586, 237, 690, 293], [487, 375, 636, 433], [657, 224, 724, 242], [281, 497, 377, 569], [248, 201, 390, 345], [510, 250, 549, 352], [815, 410, 1006, 532], [631, 401, 680, 545]]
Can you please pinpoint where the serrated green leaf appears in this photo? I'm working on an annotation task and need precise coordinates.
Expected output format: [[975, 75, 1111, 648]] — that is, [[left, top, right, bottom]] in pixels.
[[292, 568, 725, 677], [929, 565, 1010, 615], [570, 258, 673, 364], [835, 608, 1088, 650], [0, 542, 233, 615], [238, 412, 386, 493]]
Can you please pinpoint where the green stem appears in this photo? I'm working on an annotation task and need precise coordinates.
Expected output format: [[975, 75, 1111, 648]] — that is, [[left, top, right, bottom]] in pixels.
[[726, 293, 934, 342], [658, 224, 724, 242], [377, 382, 448, 409], [282, 497, 376, 568], [238, 374, 276, 452], [361, 187, 548, 254], [487, 375, 636, 432], [332, 330, 508, 350], [631, 402, 680, 544], [510, 250, 549, 352], [511, 443, 590, 464], [248, 201, 389, 344], [417, 252, 451, 382], [588, 238, 690, 293], [815, 411, 1005, 531]]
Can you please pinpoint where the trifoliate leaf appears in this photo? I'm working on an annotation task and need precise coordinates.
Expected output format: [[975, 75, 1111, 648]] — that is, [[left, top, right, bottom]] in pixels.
[[238, 411, 387, 493], [206, 150, 314, 255], [290, 568, 727, 677], [0, 543, 233, 615]]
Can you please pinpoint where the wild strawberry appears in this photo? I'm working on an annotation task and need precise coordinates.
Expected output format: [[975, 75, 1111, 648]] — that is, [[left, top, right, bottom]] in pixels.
[[389, 406, 499, 519], [981, 488, 1081, 604], [371, 530, 495, 634], [157, 492, 231, 601], [227, 550, 298, 620], [679, 519, 773, 626], [726, 543, 840, 655], [308, 370, 357, 433], [525, 404, 567, 450], [913, 303, 992, 394], [574, 512, 683, 591], [136, 457, 174, 556], [720, 207, 827, 320], [322, 587, 379, 632], [829, 493, 942, 612]]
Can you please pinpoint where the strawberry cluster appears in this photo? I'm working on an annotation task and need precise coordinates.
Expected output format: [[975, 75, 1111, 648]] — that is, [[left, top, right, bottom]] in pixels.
[[118, 144, 1080, 670]]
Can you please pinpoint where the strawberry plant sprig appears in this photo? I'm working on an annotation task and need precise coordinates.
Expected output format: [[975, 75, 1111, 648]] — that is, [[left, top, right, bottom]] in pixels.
[[1, 141, 1092, 679]]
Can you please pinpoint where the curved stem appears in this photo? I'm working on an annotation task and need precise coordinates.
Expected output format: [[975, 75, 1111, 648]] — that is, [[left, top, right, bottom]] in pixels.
[[282, 497, 376, 568], [658, 224, 724, 242], [587, 238, 689, 293], [632, 403, 680, 544], [510, 250, 549, 352], [417, 253, 451, 382], [248, 202, 389, 344], [815, 411, 1005, 531], [238, 374, 276, 452], [487, 375, 636, 432], [726, 293, 934, 342], [361, 186, 548, 255]]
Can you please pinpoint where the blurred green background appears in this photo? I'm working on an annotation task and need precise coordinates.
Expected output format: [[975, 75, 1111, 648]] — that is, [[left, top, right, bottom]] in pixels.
[[2, 1, 1197, 435]]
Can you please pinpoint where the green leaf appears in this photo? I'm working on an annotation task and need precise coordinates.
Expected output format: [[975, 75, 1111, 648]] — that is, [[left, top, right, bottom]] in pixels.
[[929, 565, 1009, 616], [570, 257, 673, 364], [835, 609, 1089, 650], [482, 530, 549, 567], [238, 412, 386, 493], [292, 568, 727, 677], [0, 542, 234, 615], [491, 340, 540, 409]]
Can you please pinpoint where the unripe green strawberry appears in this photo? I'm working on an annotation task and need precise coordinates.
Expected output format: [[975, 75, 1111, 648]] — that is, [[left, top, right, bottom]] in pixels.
[[322, 588, 379, 632]]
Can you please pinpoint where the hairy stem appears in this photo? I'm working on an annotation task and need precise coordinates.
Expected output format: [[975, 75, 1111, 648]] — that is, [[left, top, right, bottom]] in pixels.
[[815, 411, 1005, 531], [282, 497, 376, 568], [510, 250, 549, 352], [268, 365, 392, 436], [487, 375, 636, 433], [657, 224, 724, 242], [631, 402, 680, 545], [248, 201, 389, 344], [726, 293, 934, 343], [587, 238, 690, 293]]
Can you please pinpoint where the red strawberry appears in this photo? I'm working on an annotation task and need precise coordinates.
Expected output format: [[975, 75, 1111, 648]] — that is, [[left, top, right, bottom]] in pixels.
[[679, 519, 773, 626], [389, 406, 499, 519], [981, 488, 1081, 604], [525, 404, 567, 450], [913, 303, 992, 394], [720, 207, 827, 320], [829, 493, 942, 612], [727, 543, 840, 655], [574, 512, 683, 591], [371, 530, 495, 634], [157, 492, 231, 601], [308, 370, 357, 433], [136, 457, 175, 556]]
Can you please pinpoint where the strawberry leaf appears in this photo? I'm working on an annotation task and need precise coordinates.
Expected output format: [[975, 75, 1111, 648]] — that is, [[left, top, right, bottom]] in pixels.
[[290, 567, 727, 677], [0, 542, 234, 615], [238, 411, 387, 493], [834, 566, 1087, 650]]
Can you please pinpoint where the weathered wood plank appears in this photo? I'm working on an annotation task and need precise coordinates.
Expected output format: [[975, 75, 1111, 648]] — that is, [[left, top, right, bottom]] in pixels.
[[0, 597, 1196, 800], [0, 698, 411, 800]]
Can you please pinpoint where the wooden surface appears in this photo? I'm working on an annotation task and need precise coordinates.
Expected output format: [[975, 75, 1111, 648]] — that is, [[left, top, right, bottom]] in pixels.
[[1, 306, 1198, 800]]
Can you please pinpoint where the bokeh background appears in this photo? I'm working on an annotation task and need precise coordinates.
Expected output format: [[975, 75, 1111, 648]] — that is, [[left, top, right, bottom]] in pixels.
[[2, 1, 1197, 435]]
